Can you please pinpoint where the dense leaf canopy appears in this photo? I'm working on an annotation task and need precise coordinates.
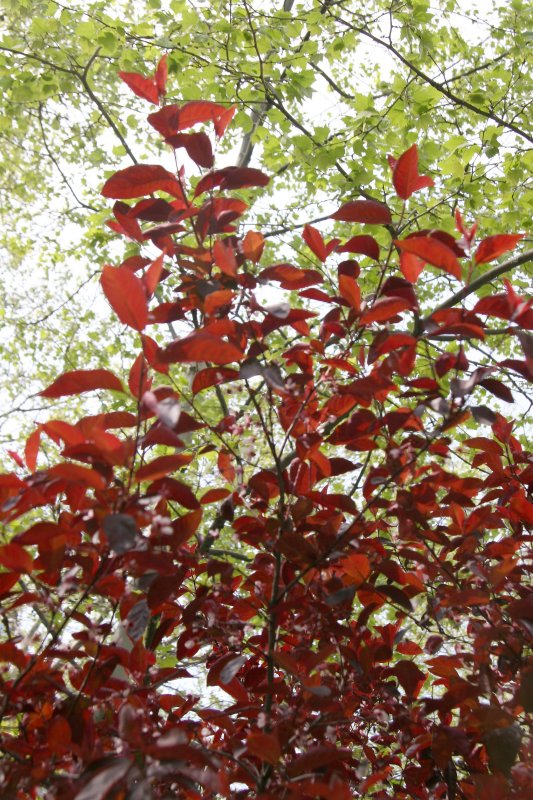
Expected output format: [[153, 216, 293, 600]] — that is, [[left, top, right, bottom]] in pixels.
[[0, 2, 532, 799]]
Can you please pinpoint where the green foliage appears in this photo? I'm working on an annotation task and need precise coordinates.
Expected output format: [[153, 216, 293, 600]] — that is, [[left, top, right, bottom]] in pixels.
[[0, 0, 532, 450]]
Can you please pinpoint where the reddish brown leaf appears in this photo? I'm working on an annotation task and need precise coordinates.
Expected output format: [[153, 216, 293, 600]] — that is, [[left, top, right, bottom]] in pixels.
[[392, 660, 426, 697], [207, 653, 247, 686], [330, 199, 392, 224], [390, 143, 434, 200], [259, 264, 323, 289], [101, 265, 148, 331], [39, 369, 124, 398], [247, 732, 281, 764]]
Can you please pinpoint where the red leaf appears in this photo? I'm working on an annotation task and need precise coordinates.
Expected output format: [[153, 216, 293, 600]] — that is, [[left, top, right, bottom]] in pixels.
[[247, 732, 281, 765], [39, 369, 124, 398], [191, 366, 238, 394], [479, 378, 514, 403], [165, 131, 214, 168], [342, 554, 371, 586], [0, 542, 33, 573], [399, 250, 425, 283], [395, 237, 462, 279], [331, 199, 392, 225], [75, 759, 132, 800], [213, 238, 238, 276], [359, 297, 411, 325], [200, 488, 231, 504], [24, 428, 41, 472], [338, 234, 380, 260], [101, 265, 148, 331], [287, 746, 350, 777], [101, 165, 184, 200], [303, 224, 328, 262], [390, 143, 434, 200], [392, 660, 426, 697], [149, 101, 233, 137], [474, 234, 524, 264], [207, 653, 247, 686], [194, 167, 269, 196], [159, 333, 244, 365], [142, 254, 165, 298], [154, 54, 168, 96], [47, 463, 106, 490], [338, 274, 361, 312], [214, 104, 237, 137], [118, 71, 159, 105], [259, 264, 323, 289], [135, 454, 193, 483], [242, 230, 265, 263]]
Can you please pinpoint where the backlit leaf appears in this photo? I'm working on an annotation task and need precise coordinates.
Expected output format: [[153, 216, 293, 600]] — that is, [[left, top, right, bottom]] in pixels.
[[39, 369, 124, 398], [101, 265, 148, 331]]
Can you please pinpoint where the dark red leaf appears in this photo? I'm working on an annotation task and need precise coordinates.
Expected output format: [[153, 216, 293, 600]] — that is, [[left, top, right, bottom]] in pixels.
[[165, 131, 214, 168], [207, 653, 247, 686], [392, 660, 426, 697], [101, 265, 148, 331], [247, 732, 281, 764], [148, 101, 232, 137], [75, 759, 132, 800], [259, 264, 323, 289], [390, 143, 434, 200], [39, 369, 124, 398], [479, 378, 514, 403]]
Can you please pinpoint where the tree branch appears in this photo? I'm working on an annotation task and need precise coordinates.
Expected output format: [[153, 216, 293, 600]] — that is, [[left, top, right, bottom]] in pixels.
[[331, 15, 533, 145], [429, 248, 533, 315]]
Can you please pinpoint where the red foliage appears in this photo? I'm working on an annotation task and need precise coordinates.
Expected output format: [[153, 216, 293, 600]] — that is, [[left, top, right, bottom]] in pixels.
[[0, 67, 531, 800]]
